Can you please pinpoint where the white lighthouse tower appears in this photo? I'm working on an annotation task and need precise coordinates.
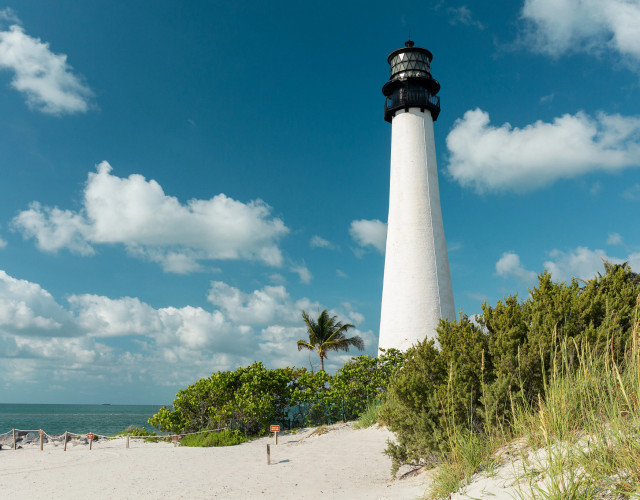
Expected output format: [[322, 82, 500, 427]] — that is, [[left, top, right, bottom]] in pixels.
[[378, 40, 455, 352]]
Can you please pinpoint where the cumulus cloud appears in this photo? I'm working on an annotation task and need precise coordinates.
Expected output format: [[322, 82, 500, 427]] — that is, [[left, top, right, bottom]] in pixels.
[[0, 270, 79, 337], [446, 109, 640, 192], [0, 269, 372, 397], [206, 281, 316, 327], [13, 162, 289, 272], [0, 10, 93, 114], [520, 0, 640, 63], [290, 262, 313, 284], [0, 237, 6, 249], [544, 247, 640, 282], [495, 252, 537, 283], [349, 219, 387, 254], [496, 247, 640, 286]]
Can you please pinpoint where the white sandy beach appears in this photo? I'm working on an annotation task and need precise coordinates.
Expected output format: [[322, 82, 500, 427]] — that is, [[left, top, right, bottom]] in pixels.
[[0, 423, 430, 499]]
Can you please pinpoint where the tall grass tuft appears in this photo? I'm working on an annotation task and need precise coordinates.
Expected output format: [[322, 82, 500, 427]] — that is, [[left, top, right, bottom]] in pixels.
[[353, 401, 382, 429], [428, 297, 640, 498]]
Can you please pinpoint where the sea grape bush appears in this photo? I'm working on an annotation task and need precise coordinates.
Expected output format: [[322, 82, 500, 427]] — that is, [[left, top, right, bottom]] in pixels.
[[149, 362, 294, 434], [149, 349, 404, 434], [380, 262, 640, 474]]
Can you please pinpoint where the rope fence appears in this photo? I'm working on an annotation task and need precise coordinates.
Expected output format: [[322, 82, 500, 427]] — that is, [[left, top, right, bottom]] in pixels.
[[0, 427, 228, 452]]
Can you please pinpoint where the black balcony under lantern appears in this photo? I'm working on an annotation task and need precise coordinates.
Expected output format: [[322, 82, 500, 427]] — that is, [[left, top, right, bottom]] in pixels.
[[382, 40, 441, 123]]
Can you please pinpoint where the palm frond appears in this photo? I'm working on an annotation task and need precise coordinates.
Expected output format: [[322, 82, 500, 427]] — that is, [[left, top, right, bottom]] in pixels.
[[297, 340, 316, 352], [299, 308, 363, 370]]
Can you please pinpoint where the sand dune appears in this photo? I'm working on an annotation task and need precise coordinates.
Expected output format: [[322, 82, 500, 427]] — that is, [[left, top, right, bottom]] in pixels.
[[0, 423, 428, 499]]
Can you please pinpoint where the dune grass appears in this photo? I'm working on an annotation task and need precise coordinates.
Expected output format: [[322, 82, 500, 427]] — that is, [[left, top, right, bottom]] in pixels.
[[428, 304, 640, 499], [353, 401, 383, 429]]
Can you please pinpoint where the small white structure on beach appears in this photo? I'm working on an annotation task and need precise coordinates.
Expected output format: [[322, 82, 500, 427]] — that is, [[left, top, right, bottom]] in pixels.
[[378, 40, 455, 352]]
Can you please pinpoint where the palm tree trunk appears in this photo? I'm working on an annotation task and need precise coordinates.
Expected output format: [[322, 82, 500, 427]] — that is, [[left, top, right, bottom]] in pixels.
[[320, 354, 324, 372]]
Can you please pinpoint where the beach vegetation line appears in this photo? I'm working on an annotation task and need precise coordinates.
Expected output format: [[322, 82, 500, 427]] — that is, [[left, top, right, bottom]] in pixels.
[[378, 262, 640, 497], [148, 347, 404, 436]]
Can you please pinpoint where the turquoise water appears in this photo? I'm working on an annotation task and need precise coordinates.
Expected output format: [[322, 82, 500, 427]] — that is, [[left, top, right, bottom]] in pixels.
[[0, 404, 167, 436]]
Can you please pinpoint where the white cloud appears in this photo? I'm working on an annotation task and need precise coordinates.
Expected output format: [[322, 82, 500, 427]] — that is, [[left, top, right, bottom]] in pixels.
[[607, 232, 623, 246], [336, 269, 348, 279], [446, 109, 640, 192], [521, 0, 640, 63], [448, 6, 484, 29], [13, 202, 94, 255], [496, 246, 640, 286], [206, 281, 315, 327], [290, 262, 313, 284], [0, 12, 93, 114], [495, 252, 537, 283], [349, 219, 387, 254], [0, 270, 79, 337], [310, 235, 336, 250], [13, 162, 289, 272], [544, 246, 640, 282], [0, 237, 6, 249], [0, 269, 372, 396]]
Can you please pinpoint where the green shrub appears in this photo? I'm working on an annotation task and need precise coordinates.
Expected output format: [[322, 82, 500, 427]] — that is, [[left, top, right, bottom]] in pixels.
[[381, 262, 640, 481], [150, 350, 405, 435], [111, 426, 157, 438], [179, 429, 248, 447], [149, 362, 295, 434]]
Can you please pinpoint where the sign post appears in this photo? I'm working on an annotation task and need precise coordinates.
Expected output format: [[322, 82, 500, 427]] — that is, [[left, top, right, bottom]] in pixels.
[[270, 425, 280, 445], [172, 435, 180, 447], [87, 432, 94, 450]]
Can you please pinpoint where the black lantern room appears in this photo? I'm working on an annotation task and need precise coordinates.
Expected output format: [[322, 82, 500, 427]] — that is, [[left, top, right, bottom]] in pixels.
[[382, 40, 441, 123]]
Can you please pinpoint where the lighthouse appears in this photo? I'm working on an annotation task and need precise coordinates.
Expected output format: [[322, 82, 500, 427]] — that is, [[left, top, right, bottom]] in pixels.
[[378, 40, 455, 352]]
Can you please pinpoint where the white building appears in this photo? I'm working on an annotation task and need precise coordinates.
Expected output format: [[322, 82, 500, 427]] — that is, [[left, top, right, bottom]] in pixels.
[[378, 40, 455, 352]]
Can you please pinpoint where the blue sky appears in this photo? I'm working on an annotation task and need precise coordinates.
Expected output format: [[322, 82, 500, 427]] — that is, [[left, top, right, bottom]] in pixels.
[[1, 0, 639, 404]]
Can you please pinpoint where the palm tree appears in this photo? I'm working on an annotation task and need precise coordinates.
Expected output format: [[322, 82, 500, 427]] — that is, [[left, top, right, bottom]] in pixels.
[[297, 309, 365, 372]]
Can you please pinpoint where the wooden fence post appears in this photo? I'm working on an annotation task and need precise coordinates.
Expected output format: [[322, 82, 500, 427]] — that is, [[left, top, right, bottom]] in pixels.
[[126, 436, 130, 449], [39, 430, 44, 451], [12, 428, 16, 450], [267, 444, 270, 465]]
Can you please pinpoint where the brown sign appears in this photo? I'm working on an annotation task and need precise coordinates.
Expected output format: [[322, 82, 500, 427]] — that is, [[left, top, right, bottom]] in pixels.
[[87, 433, 94, 440], [270, 425, 280, 432]]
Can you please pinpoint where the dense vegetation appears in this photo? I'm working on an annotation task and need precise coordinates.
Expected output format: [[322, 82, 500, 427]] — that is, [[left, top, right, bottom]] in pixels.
[[148, 348, 403, 435], [179, 429, 249, 447], [379, 262, 640, 497]]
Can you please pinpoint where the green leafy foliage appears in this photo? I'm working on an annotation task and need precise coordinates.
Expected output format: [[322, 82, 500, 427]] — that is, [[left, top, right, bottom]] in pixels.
[[149, 350, 404, 434], [149, 350, 405, 435], [381, 262, 640, 476], [111, 426, 157, 437], [179, 429, 249, 447], [149, 361, 294, 434]]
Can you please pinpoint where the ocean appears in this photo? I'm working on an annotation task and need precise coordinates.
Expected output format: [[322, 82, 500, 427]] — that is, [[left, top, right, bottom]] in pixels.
[[0, 404, 168, 436]]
